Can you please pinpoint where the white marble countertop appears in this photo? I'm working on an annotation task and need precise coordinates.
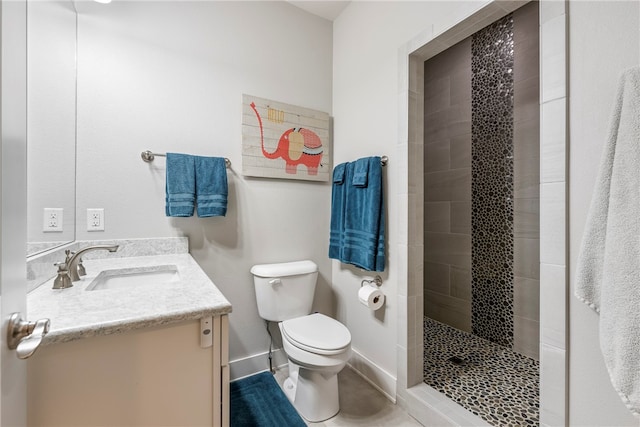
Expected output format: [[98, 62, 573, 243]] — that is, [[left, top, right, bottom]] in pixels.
[[28, 253, 232, 346]]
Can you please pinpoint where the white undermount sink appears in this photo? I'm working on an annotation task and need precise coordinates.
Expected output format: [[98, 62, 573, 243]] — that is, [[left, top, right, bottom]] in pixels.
[[85, 265, 180, 291]]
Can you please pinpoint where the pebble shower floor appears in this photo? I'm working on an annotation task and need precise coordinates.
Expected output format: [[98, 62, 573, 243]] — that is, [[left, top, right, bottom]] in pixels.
[[423, 317, 539, 426]]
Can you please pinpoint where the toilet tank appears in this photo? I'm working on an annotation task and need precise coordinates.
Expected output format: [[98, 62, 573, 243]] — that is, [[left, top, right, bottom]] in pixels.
[[250, 260, 318, 322]]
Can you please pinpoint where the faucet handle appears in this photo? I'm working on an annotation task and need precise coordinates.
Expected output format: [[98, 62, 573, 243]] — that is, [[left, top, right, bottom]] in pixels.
[[64, 249, 74, 264], [77, 257, 86, 277], [52, 261, 72, 289]]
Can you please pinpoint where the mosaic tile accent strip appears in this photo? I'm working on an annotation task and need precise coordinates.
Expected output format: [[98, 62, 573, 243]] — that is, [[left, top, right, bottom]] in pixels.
[[423, 317, 539, 427], [470, 14, 515, 347]]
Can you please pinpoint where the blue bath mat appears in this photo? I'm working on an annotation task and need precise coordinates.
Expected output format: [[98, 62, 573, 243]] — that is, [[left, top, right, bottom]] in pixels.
[[230, 371, 306, 427]]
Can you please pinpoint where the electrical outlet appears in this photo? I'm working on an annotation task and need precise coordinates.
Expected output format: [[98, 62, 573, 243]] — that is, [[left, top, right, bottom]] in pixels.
[[43, 208, 63, 232], [87, 208, 104, 231]]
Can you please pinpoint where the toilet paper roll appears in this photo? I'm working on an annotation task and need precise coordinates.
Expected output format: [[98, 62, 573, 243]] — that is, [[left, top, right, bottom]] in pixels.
[[358, 284, 385, 310]]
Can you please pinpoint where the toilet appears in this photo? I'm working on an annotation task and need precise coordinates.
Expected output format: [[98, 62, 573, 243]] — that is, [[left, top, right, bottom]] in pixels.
[[250, 260, 352, 422]]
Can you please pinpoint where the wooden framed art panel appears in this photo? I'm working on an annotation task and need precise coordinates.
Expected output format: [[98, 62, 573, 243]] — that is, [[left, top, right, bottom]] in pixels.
[[242, 94, 331, 182]]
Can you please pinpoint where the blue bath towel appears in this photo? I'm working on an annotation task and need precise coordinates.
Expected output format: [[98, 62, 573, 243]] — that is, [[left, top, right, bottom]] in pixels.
[[329, 163, 347, 261], [166, 152, 196, 217], [195, 156, 228, 217], [329, 157, 385, 271]]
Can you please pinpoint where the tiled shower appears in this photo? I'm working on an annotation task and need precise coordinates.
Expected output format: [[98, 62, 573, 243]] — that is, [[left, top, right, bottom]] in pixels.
[[422, 2, 540, 425]]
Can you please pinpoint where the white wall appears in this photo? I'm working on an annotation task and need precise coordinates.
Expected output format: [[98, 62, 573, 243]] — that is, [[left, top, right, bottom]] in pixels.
[[332, 0, 483, 394], [74, 1, 333, 373], [569, 1, 640, 425], [27, 0, 77, 249]]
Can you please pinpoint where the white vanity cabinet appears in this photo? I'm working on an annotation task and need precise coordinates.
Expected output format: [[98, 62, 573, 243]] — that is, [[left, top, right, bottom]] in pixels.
[[26, 242, 232, 426], [27, 316, 230, 427]]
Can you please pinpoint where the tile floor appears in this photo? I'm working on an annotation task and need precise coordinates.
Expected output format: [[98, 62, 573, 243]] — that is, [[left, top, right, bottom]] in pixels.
[[423, 317, 539, 427], [274, 365, 422, 427]]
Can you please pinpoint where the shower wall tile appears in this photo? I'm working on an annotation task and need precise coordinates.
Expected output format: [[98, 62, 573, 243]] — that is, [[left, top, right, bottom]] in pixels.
[[514, 2, 539, 72], [424, 232, 471, 269], [398, 294, 408, 348], [514, 119, 540, 161], [514, 198, 540, 239], [424, 262, 450, 294], [540, 264, 566, 350], [413, 248, 425, 299], [514, 315, 540, 360], [408, 50, 425, 94], [540, 0, 566, 25], [410, 90, 424, 144], [425, 38, 469, 82], [541, 98, 566, 183], [408, 295, 418, 351], [513, 0, 540, 359], [446, 104, 472, 138], [450, 57, 471, 103], [424, 290, 471, 332], [424, 108, 448, 141], [541, 14, 567, 103], [540, 182, 566, 266], [514, 40, 540, 81], [424, 139, 451, 173], [410, 141, 424, 195], [449, 201, 471, 234], [424, 202, 450, 232], [409, 194, 424, 255], [514, 76, 540, 124], [540, 344, 566, 426], [470, 13, 515, 347], [514, 276, 541, 321], [424, 76, 450, 115], [424, 169, 471, 202], [449, 133, 471, 169], [514, 157, 540, 199], [450, 266, 471, 301], [424, 38, 473, 335], [514, 237, 541, 280]]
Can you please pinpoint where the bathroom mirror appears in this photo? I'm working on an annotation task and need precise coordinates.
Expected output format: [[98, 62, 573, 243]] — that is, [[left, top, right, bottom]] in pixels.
[[26, 0, 77, 257]]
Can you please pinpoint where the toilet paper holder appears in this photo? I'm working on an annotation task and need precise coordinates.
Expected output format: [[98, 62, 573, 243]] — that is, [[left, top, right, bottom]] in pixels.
[[361, 275, 383, 288]]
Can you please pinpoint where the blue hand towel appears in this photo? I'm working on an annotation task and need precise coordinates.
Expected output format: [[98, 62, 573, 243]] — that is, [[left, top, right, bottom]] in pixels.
[[329, 163, 348, 260], [195, 156, 228, 217], [352, 158, 369, 187], [166, 153, 195, 217], [329, 157, 385, 272]]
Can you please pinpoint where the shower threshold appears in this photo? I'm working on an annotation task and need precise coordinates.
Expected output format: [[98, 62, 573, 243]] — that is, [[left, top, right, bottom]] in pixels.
[[424, 317, 539, 427]]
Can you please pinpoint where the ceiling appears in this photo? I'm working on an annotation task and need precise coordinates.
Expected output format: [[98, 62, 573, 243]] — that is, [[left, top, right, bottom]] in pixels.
[[287, 1, 351, 21]]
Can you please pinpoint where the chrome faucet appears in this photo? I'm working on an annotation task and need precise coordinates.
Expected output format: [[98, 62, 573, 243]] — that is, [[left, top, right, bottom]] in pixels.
[[52, 244, 119, 289]]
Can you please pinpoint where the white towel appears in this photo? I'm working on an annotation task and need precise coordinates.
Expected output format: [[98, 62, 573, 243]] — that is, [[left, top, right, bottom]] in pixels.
[[575, 66, 640, 418]]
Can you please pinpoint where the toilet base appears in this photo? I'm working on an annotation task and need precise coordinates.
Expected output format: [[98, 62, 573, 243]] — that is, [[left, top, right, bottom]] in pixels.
[[283, 362, 340, 422]]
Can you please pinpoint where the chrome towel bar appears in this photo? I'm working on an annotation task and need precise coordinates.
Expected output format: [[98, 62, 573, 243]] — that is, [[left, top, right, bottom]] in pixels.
[[141, 150, 231, 168]]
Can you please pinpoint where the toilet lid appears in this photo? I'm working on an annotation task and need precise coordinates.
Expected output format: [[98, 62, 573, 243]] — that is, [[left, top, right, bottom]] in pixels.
[[281, 313, 351, 355]]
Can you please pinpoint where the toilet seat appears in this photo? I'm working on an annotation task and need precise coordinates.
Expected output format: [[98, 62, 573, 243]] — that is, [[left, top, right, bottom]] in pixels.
[[281, 313, 351, 356]]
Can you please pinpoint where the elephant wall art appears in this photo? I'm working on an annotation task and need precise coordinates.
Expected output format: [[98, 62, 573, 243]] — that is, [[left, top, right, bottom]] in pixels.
[[241, 94, 331, 182]]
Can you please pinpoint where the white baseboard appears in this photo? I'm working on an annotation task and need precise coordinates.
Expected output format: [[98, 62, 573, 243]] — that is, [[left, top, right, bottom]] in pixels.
[[229, 348, 288, 381], [347, 348, 397, 403], [230, 347, 397, 404]]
